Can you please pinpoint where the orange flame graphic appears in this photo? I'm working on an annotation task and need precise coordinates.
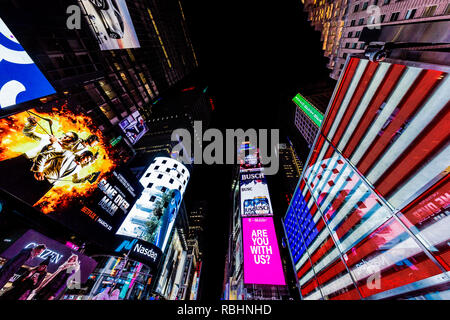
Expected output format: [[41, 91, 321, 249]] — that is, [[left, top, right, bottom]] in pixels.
[[0, 107, 118, 214]]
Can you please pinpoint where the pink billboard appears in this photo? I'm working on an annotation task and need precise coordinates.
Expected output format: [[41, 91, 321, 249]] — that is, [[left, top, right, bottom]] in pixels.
[[242, 217, 286, 285]]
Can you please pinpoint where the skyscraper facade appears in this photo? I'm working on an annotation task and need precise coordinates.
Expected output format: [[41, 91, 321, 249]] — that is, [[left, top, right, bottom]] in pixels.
[[302, 0, 450, 79]]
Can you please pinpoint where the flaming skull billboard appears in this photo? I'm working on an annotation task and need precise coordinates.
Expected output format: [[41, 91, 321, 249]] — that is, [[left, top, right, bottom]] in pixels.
[[0, 104, 117, 215]]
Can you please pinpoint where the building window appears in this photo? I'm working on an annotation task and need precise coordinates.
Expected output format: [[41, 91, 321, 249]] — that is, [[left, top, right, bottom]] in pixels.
[[161, 186, 167, 193], [350, 20, 356, 26], [340, 64, 344, 69], [362, 2, 368, 10], [162, 160, 167, 164], [390, 12, 400, 21], [165, 168, 171, 173], [383, 0, 390, 5], [157, 174, 163, 179], [422, 5, 437, 17], [360, 43, 365, 49], [345, 42, 350, 48], [355, 31, 362, 37], [147, 182, 153, 189], [405, 9, 416, 19], [354, 4, 359, 12], [351, 43, 357, 49], [348, 31, 353, 38], [145, 173, 151, 177], [358, 18, 365, 25], [149, 195, 156, 202], [445, 3, 450, 15], [169, 178, 174, 184], [173, 163, 178, 168], [343, 53, 348, 58], [380, 14, 386, 22]]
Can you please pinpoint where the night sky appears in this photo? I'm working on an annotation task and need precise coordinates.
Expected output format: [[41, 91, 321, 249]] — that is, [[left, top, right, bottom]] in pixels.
[[181, 0, 332, 300]]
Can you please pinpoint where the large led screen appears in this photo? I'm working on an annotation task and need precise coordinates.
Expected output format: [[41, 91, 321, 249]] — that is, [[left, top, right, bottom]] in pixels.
[[116, 157, 190, 252], [118, 110, 148, 144], [242, 217, 285, 285], [285, 57, 450, 300], [79, 0, 140, 51], [240, 169, 273, 217], [0, 17, 55, 110], [0, 105, 141, 245]]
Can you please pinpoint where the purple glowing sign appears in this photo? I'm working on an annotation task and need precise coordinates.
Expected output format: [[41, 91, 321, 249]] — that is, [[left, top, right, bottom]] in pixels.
[[242, 217, 286, 285]]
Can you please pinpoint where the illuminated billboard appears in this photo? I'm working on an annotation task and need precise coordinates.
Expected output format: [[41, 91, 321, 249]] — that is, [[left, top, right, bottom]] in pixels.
[[240, 169, 273, 217], [242, 217, 285, 285], [0, 105, 140, 244], [78, 0, 140, 51], [116, 157, 190, 252], [285, 57, 450, 300], [118, 110, 148, 144], [292, 93, 323, 127], [0, 17, 55, 110], [0, 229, 98, 299]]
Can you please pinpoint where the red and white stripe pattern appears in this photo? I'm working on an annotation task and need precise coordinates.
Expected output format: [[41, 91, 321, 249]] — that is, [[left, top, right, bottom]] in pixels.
[[290, 57, 450, 300]]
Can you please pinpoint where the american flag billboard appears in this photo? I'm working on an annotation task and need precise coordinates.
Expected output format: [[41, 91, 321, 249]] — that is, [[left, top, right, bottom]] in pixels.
[[284, 56, 450, 300]]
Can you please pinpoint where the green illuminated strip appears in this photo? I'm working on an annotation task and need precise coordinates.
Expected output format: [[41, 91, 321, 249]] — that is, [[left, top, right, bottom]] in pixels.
[[292, 93, 324, 127]]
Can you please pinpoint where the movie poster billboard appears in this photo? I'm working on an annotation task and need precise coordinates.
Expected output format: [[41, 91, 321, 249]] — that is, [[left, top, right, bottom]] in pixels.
[[113, 236, 162, 268], [0, 229, 97, 300], [240, 169, 273, 217], [78, 0, 141, 51], [118, 110, 148, 144], [116, 157, 190, 252], [0, 17, 55, 112], [0, 104, 140, 245], [55, 168, 144, 243], [242, 217, 285, 285]]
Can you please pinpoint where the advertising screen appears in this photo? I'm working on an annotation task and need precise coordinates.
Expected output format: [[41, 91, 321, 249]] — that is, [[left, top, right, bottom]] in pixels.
[[292, 93, 323, 127], [116, 157, 190, 252], [242, 217, 285, 285], [113, 236, 162, 268], [0, 17, 55, 111], [118, 110, 148, 144], [0, 105, 140, 245], [79, 0, 140, 51], [0, 229, 98, 290], [240, 169, 273, 217]]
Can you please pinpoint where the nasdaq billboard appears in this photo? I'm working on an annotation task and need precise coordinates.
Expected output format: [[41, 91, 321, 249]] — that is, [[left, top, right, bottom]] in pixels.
[[116, 157, 190, 252]]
